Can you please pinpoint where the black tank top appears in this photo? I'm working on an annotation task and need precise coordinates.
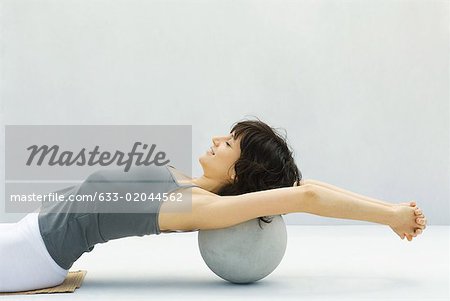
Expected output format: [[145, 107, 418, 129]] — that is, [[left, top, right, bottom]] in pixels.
[[38, 164, 198, 270]]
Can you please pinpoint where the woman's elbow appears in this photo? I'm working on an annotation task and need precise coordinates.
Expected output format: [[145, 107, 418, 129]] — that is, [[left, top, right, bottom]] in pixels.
[[297, 184, 319, 212]]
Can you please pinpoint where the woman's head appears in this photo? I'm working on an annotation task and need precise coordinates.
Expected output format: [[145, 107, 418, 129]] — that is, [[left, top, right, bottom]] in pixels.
[[199, 117, 303, 225]]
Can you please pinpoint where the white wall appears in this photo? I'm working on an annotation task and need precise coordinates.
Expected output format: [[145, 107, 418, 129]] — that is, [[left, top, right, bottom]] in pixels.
[[1, 0, 448, 224]]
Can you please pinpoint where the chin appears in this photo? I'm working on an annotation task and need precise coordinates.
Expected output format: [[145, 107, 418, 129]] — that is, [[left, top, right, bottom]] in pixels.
[[198, 151, 212, 162], [198, 155, 206, 168]]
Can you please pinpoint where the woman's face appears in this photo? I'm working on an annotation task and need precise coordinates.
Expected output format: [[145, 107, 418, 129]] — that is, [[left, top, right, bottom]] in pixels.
[[199, 131, 241, 183]]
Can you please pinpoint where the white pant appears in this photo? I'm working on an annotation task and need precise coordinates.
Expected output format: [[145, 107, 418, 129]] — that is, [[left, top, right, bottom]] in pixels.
[[0, 213, 69, 292]]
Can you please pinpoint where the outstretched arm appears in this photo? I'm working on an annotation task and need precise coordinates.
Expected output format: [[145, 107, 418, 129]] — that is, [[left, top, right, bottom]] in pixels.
[[161, 184, 425, 240], [304, 179, 426, 238], [302, 184, 395, 225], [194, 184, 402, 228], [303, 178, 394, 208]]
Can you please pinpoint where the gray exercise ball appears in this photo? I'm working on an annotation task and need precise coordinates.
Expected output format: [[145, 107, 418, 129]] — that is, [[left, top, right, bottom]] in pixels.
[[197, 215, 287, 284]]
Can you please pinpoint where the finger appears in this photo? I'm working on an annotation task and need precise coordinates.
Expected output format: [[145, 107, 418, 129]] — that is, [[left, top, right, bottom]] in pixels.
[[414, 208, 422, 215], [416, 217, 426, 225], [410, 201, 416, 207], [416, 224, 426, 231]]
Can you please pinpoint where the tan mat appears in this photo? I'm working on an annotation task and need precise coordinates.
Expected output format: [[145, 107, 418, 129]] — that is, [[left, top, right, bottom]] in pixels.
[[0, 270, 87, 295]]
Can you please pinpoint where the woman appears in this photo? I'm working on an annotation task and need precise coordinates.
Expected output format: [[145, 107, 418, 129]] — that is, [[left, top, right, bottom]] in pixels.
[[0, 118, 427, 292]]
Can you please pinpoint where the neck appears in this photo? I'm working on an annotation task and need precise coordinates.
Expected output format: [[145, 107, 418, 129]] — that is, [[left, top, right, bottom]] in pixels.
[[189, 175, 227, 194]]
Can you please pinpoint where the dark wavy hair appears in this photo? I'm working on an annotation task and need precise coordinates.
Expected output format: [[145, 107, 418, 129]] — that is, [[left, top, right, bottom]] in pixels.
[[216, 117, 303, 228]]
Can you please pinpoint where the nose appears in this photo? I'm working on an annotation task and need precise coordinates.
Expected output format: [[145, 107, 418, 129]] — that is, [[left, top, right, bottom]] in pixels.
[[211, 136, 221, 147]]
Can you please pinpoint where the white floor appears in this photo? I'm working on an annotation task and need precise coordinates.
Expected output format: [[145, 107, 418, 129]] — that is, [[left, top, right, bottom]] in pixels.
[[6, 226, 450, 301]]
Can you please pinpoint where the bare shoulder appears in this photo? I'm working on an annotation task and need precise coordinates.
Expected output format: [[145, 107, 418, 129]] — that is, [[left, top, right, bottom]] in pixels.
[[179, 186, 221, 207], [158, 186, 221, 232], [191, 186, 218, 197]]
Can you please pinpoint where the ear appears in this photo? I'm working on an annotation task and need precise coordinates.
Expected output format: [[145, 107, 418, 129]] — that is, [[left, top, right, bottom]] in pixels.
[[231, 174, 236, 181]]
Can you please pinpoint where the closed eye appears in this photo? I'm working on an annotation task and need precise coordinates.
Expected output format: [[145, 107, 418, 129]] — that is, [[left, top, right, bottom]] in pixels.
[[226, 142, 231, 147]]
